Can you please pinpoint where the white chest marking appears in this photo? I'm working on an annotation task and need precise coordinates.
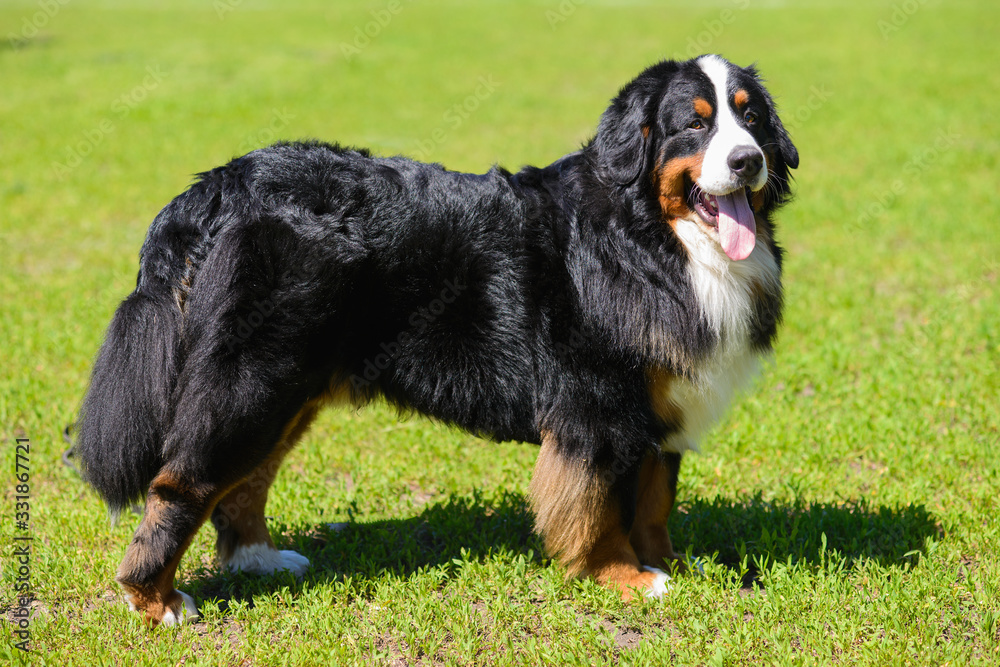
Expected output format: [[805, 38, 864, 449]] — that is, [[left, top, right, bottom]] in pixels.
[[660, 218, 779, 453]]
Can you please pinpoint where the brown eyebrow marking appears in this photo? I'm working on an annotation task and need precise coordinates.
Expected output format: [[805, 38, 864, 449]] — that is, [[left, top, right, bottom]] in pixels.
[[693, 97, 713, 118], [734, 89, 750, 109]]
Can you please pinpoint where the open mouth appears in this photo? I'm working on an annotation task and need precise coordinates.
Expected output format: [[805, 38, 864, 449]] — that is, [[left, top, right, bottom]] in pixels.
[[687, 183, 752, 228], [685, 182, 759, 261]]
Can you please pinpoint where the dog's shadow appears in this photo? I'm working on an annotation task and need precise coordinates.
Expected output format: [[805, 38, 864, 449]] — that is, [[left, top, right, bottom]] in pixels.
[[182, 490, 941, 608]]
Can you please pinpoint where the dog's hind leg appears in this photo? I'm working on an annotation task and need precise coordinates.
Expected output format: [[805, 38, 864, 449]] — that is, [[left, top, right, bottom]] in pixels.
[[210, 402, 320, 578], [115, 465, 220, 627], [114, 378, 319, 627], [112, 212, 353, 626], [115, 314, 331, 625]]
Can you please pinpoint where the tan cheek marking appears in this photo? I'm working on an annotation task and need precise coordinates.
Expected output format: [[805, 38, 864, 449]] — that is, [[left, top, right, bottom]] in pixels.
[[655, 154, 704, 221], [734, 89, 750, 109], [641, 125, 650, 139], [693, 98, 713, 118]]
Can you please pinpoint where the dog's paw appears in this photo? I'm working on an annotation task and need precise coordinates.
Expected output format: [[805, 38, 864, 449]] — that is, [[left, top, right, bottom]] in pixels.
[[160, 590, 200, 627], [273, 550, 311, 577], [642, 566, 672, 599], [125, 589, 199, 627], [226, 543, 310, 578]]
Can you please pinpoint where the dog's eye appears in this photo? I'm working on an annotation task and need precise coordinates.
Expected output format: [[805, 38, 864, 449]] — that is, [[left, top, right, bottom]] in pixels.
[[744, 111, 758, 125], [688, 119, 705, 130]]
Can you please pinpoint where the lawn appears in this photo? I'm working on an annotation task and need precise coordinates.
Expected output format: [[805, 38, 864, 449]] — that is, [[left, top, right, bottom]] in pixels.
[[1, 0, 998, 664]]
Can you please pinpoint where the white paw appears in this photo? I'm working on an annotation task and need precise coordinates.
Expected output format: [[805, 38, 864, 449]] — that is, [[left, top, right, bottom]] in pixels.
[[124, 589, 199, 626], [274, 550, 311, 577], [643, 566, 672, 599], [160, 590, 199, 627], [226, 543, 310, 578]]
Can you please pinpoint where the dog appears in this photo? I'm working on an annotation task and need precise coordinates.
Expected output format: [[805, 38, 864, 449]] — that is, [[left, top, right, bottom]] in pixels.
[[76, 54, 798, 627]]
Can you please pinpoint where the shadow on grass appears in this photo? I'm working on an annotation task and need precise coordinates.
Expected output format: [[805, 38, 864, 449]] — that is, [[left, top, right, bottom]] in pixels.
[[183, 490, 942, 606], [671, 493, 943, 574]]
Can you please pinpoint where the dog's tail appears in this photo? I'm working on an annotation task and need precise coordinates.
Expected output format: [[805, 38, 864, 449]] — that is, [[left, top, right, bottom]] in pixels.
[[76, 286, 182, 516], [75, 169, 230, 516]]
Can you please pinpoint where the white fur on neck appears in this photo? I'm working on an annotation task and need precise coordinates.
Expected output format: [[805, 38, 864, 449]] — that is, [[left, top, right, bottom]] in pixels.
[[672, 217, 779, 349], [660, 217, 779, 453]]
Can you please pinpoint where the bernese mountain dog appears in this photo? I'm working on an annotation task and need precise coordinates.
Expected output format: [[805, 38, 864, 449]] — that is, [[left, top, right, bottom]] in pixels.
[[76, 54, 798, 627]]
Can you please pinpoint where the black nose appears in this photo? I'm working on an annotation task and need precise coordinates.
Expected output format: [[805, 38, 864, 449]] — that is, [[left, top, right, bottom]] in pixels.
[[727, 146, 764, 180]]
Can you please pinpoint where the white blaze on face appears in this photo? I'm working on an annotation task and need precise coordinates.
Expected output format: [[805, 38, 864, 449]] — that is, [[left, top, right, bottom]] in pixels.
[[696, 55, 768, 195], [691, 55, 769, 261]]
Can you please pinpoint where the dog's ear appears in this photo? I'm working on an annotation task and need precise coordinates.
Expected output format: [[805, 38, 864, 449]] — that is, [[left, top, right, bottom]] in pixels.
[[745, 64, 798, 171], [593, 83, 653, 186], [752, 81, 798, 171], [770, 108, 799, 170]]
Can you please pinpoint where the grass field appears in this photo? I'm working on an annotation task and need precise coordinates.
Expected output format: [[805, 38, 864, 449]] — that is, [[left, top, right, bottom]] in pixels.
[[2, 0, 999, 664]]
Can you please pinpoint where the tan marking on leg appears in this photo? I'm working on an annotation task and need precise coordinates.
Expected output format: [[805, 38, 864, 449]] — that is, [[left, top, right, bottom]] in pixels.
[[323, 378, 355, 408], [529, 432, 659, 600], [117, 470, 223, 627], [529, 432, 604, 576], [214, 400, 322, 562], [629, 453, 684, 572], [118, 548, 192, 628]]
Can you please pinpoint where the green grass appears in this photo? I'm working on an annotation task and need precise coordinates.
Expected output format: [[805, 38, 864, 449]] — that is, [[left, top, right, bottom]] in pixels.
[[2, 0, 998, 664]]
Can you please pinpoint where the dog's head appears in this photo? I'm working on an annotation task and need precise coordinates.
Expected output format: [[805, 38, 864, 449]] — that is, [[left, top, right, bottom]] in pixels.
[[592, 55, 798, 261]]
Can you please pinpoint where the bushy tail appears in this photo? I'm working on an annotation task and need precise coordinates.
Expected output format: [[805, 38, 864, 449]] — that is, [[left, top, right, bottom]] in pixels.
[[75, 286, 183, 515], [74, 164, 233, 514]]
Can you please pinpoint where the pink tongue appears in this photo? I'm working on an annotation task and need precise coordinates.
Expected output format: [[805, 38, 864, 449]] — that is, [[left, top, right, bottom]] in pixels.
[[716, 191, 757, 261]]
